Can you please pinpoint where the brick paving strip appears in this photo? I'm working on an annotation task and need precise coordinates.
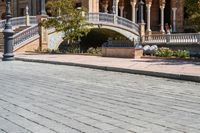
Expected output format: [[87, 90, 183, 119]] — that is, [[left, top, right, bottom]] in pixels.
[[4, 53, 200, 82], [0, 60, 200, 133]]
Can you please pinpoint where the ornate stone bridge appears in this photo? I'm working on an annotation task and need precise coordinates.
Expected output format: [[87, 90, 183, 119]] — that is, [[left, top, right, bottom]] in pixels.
[[0, 13, 140, 52], [0, 13, 200, 53]]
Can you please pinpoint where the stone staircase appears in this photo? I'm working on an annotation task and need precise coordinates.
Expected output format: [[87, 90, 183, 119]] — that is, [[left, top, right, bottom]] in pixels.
[[0, 26, 29, 52]]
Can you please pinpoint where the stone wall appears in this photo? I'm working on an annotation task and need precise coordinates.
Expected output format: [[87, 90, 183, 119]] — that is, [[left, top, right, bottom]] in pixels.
[[15, 38, 40, 52], [102, 47, 143, 58]]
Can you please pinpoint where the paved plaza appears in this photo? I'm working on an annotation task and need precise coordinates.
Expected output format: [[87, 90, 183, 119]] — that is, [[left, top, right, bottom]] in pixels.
[[1, 53, 200, 82], [0, 61, 200, 133]]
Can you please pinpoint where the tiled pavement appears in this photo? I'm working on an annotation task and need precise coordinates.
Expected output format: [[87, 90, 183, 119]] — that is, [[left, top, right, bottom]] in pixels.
[[14, 53, 200, 77], [0, 61, 200, 133]]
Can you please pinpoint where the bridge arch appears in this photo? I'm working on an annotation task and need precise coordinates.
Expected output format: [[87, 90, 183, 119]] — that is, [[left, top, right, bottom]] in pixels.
[[48, 13, 140, 50], [48, 24, 139, 50]]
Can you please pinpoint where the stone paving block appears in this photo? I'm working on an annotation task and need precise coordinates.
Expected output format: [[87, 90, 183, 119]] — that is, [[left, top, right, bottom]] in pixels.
[[0, 61, 200, 133]]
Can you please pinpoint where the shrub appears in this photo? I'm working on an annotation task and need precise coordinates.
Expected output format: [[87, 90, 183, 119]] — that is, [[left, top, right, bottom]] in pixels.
[[155, 47, 174, 57], [174, 50, 190, 58], [58, 42, 80, 53], [42, 48, 52, 53], [87, 47, 102, 55]]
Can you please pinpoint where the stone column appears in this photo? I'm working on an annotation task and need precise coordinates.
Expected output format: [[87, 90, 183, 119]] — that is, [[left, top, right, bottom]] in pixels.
[[113, 0, 119, 15], [89, 0, 93, 13], [113, 0, 119, 24], [119, 6, 124, 17], [96, 0, 99, 13], [160, 5, 165, 33], [135, 7, 138, 23], [13, 0, 18, 17], [146, 2, 152, 34], [25, 5, 30, 26], [130, 0, 137, 23], [92, 0, 96, 13], [172, 7, 177, 32]]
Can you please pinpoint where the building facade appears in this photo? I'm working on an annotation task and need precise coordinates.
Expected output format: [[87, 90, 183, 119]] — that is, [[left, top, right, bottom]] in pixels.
[[0, 0, 184, 33]]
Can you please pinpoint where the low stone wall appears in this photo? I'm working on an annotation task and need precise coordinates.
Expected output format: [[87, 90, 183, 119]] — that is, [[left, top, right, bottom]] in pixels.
[[15, 38, 40, 52], [102, 47, 143, 58]]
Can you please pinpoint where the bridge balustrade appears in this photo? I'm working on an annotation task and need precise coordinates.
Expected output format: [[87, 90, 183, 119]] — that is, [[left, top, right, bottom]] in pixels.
[[86, 13, 139, 33], [13, 25, 39, 49], [0, 16, 37, 30], [144, 33, 200, 45]]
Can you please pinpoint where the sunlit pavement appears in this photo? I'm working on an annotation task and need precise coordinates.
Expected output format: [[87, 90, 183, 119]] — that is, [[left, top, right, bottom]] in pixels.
[[0, 60, 200, 133]]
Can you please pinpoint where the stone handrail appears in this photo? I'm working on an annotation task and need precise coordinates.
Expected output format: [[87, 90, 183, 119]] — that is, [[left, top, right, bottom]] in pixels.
[[86, 13, 139, 33], [116, 16, 139, 31], [48, 13, 139, 36], [143, 33, 200, 44], [0, 16, 38, 30], [13, 25, 39, 49]]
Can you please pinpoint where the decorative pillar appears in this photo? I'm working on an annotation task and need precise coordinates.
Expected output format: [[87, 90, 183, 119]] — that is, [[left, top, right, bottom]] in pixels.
[[197, 33, 200, 44], [89, 0, 93, 13], [130, 0, 137, 23], [113, 0, 119, 24], [138, 0, 145, 42], [25, 5, 30, 26], [146, 2, 152, 34], [119, 6, 124, 17], [96, 0, 100, 13], [172, 7, 177, 33], [3, 0, 14, 61], [160, 0, 165, 34], [41, 0, 46, 15], [113, 0, 119, 15], [92, 0, 99, 13]]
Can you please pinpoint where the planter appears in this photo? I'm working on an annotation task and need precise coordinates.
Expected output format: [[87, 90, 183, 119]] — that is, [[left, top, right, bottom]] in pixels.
[[102, 47, 143, 58]]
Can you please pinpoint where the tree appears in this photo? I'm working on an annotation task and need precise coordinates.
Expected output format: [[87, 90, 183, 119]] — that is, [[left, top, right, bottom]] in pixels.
[[185, 0, 200, 31], [41, 0, 91, 45]]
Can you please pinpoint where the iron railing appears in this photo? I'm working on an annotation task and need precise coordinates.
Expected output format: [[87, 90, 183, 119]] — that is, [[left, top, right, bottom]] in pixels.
[[143, 33, 200, 45]]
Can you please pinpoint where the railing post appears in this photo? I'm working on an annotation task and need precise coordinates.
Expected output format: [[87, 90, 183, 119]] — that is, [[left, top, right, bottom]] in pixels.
[[25, 5, 30, 26], [198, 33, 200, 44], [166, 33, 170, 44]]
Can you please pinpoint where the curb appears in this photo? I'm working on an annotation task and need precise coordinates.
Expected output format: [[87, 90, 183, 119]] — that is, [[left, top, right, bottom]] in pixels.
[[12, 57, 200, 83]]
